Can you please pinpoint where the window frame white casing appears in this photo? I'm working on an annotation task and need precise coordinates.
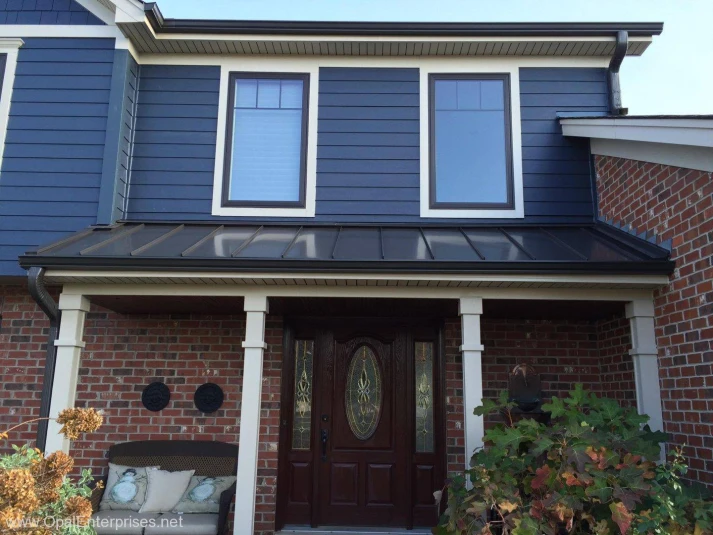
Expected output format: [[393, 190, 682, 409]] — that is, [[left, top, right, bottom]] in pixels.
[[0, 38, 23, 175], [211, 59, 319, 218], [420, 62, 524, 219]]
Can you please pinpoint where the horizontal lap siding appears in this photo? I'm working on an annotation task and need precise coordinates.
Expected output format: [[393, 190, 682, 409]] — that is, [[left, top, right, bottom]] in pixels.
[[127, 65, 220, 220], [0, 0, 104, 25], [316, 67, 420, 221], [126, 66, 604, 224], [520, 67, 607, 220], [0, 38, 114, 276]]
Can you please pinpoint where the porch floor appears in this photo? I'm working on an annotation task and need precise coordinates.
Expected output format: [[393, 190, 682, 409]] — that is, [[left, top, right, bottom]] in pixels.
[[278, 527, 432, 534]]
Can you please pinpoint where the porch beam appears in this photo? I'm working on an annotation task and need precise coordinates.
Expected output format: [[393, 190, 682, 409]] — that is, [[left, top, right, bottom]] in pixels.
[[625, 298, 665, 459], [234, 294, 269, 535], [459, 297, 485, 474], [45, 294, 90, 454], [58, 283, 658, 303]]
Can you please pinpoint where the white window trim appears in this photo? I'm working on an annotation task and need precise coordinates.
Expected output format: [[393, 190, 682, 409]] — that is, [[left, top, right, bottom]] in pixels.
[[420, 62, 524, 219], [0, 38, 23, 175], [211, 59, 318, 218]]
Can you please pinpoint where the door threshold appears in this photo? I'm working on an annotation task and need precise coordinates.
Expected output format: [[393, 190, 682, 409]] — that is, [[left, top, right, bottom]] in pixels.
[[278, 527, 432, 534]]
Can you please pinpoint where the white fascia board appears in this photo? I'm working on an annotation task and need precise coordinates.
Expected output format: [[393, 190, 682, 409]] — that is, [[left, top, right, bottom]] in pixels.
[[73, 0, 116, 26], [561, 117, 713, 149], [112, 0, 145, 24]]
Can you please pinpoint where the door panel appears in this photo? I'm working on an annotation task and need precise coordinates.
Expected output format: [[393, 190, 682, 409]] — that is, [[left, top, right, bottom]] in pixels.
[[318, 332, 408, 526]]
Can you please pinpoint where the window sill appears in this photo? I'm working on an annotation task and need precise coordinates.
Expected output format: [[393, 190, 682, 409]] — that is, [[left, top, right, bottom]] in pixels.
[[212, 205, 315, 218], [420, 206, 524, 219]]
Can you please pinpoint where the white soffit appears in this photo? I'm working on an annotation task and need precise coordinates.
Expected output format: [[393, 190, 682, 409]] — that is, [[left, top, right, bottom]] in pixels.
[[116, 20, 653, 56]]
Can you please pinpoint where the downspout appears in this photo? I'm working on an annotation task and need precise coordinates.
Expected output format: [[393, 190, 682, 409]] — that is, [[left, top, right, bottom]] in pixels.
[[27, 266, 60, 452], [608, 30, 629, 115]]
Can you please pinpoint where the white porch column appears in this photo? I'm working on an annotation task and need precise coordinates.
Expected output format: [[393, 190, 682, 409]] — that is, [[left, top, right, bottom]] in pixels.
[[45, 294, 90, 454], [459, 297, 485, 472], [625, 299, 665, 459], [234, 294, 269, 535]]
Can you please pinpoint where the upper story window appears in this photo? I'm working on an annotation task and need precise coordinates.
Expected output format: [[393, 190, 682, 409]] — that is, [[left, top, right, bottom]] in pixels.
[[426, 73, 516, 214], [222, 72, 309, 208]]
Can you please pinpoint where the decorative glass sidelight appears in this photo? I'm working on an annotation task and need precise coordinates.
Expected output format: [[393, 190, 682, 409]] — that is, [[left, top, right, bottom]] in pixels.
[[346, 345, 382, 441], [291, 340, 314, 450], [415, 342, 435, 453]]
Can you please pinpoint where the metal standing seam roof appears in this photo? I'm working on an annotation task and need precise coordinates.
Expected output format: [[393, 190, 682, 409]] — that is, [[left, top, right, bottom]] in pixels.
[[19, 222, 674, 275]]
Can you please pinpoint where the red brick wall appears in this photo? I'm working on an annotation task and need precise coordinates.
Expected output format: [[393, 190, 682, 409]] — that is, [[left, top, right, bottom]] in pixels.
[[596, 314, 636, 407], [71, 309, 246, 471], [596, 155, 713, 486], [0, 286, 47, 448], [444, 316, 635, 469], [444, 319, 465, 477]]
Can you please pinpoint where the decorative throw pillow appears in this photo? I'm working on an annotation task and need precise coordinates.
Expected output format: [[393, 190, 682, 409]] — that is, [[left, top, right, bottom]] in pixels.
[[172, 476, 237, 514], [139, 469, 195, 513], [99, 464, 159, 511]]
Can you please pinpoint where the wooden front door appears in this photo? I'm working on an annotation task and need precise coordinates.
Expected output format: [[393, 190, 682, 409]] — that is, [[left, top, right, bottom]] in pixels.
[[277, 319, 444, 530]]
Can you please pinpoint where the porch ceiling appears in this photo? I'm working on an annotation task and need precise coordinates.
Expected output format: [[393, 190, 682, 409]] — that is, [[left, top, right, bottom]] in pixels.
[[20, 222, 673, 280]]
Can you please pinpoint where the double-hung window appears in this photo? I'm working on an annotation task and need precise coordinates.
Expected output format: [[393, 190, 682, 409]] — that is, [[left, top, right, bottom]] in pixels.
[[428, 73, 514, 211], [222, 72, 309, 208]]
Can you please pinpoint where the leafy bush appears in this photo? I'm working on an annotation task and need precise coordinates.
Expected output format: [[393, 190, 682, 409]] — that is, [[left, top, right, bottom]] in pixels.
[[434, 386, 713, 535], [0, 408, 103, 534]]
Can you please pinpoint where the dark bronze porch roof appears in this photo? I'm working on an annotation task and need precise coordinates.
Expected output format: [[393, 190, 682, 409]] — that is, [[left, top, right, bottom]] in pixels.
[[19, 222, 674, 275]]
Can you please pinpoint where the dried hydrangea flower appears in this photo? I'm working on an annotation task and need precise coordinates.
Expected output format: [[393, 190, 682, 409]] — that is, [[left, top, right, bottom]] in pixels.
[[63, 495, 93, 527], [55, 408, 103, 440], [0, 468, 39, 513]]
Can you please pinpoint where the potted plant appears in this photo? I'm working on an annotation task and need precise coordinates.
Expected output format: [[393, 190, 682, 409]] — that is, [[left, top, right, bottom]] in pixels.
[[434, 386, 713, 535]]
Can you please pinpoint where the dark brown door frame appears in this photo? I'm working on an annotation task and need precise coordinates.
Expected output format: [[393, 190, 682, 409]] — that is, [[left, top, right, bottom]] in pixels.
[[276, 317, 446, 530]]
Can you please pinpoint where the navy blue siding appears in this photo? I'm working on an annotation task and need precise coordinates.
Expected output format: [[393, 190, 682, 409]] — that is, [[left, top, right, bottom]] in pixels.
[[127, 64, 220, 221], [126, 65, 606, 225], [520, 68, 607, 220], [0, 0, 104, 25], [0, 38, 114, 275]]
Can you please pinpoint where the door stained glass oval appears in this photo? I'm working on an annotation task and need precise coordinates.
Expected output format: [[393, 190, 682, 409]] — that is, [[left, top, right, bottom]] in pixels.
[[345, 345, 382, 441]]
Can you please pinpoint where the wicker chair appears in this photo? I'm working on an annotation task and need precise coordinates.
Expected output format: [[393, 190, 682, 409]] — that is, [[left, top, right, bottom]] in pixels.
[[91, 440, 238, 535]]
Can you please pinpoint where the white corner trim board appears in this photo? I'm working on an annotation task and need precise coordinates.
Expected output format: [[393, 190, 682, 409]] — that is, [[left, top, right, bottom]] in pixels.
[[0, 38, 23, 176], [210, 58, 319, 217]]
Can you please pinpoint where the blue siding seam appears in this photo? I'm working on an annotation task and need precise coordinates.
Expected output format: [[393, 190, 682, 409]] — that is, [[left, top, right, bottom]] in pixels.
[[96, 49, 130, 224], [121, 58, 139, 217]]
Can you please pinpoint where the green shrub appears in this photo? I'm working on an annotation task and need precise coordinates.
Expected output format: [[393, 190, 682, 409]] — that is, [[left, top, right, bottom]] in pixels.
[[434, 386, 713, 535]]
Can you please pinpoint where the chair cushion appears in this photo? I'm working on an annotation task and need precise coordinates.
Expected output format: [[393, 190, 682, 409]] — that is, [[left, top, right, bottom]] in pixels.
[[172, 475, 236, 514], [100, 464, 159, 512], [139, 469, 195, 513], [92, 510, 161, 535], [143, 513, 219, 535]]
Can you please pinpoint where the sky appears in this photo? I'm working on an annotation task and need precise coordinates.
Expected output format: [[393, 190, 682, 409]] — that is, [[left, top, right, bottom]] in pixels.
[[153, 0, 713, 116]]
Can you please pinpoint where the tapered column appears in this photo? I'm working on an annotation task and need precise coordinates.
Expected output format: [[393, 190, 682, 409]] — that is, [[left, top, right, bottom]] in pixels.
[[459, 297, 485, 472], [234, 295, 269, 535], [626, 299, 665, 460], [45, 294, 90, 454]]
